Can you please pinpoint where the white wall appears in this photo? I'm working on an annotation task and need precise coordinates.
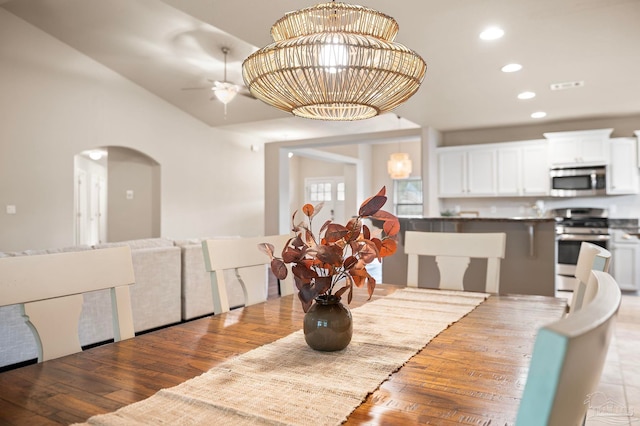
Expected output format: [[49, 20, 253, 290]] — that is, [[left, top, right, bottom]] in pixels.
[[0, 10, 264, 252]]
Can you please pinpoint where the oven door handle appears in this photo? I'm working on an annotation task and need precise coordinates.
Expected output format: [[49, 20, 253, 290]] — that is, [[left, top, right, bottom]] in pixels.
[[557, 234, 611, 242]]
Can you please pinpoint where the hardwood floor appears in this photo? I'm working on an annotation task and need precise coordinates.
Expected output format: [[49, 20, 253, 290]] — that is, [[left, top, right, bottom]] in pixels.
[[557, 290, 640, 425]]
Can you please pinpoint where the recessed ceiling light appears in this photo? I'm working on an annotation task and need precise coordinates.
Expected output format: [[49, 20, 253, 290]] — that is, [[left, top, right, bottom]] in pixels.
[[501, 63, 522, 73], [531, 111, 547, 119], [518, 91, 536, 100], [479, 27, 504, 40]]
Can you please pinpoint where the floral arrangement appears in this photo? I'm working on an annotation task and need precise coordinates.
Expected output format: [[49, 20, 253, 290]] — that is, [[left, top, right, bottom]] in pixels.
[[259, 187, 400, 312]]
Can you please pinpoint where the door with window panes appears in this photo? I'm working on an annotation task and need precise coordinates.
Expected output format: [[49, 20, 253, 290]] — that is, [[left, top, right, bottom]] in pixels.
[[304, 177, 346, 233]]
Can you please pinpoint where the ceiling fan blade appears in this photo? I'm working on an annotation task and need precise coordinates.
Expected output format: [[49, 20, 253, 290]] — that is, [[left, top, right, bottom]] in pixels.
[[238, 87, 256, 99]]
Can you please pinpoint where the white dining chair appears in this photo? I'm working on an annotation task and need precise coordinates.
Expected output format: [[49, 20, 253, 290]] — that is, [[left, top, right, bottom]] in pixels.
[[404, 231, 507, 293], [568, 242, 612, 314], [0, 246, 135, 362], [202, 235, 294, 314], [516, 270, 621, 425]]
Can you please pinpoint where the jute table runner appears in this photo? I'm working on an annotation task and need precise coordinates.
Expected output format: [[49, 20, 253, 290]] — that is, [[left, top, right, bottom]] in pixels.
[[76, 288, 488, 426]]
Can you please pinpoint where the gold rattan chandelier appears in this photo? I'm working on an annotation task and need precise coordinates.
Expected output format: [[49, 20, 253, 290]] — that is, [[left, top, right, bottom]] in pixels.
[[242, 1, 427, 121]]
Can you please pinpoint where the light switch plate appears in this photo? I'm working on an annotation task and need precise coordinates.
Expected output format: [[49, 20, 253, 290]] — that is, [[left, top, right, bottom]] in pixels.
[[6, 205, 16, 214], [126, 190, 134, 200]]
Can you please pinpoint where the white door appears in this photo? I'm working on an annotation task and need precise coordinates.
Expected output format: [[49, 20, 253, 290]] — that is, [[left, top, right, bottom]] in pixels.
[[74, 169, 88, 246], [304, 177, 346, 231], [74, 154, 108, 246]]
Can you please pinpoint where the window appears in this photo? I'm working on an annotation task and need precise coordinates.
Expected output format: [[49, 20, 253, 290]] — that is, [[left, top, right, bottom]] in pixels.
[[336, 182, 345, 201], [394, 179, 423, 217], [309, 182, 332, 202]]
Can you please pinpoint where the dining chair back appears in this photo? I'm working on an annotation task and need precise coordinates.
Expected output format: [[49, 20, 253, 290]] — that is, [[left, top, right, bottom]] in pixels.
[[568, 242, 612, 314], [404, 231, 507, 293], [202, 235, 294, 314], [516, 270, 621, 425], [0, 246, 135, 362]]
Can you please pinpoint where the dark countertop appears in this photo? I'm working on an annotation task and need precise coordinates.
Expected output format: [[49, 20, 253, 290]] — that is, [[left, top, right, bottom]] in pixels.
[[609, 218, 639, 229], [402, 217, 555, 222]]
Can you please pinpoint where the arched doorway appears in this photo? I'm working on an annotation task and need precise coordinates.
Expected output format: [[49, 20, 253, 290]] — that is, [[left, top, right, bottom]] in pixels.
[[74, 146, 161, 245]]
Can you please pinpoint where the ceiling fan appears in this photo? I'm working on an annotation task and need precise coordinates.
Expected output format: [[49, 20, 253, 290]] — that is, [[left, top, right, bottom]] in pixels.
[[182, 47, 254, 116]]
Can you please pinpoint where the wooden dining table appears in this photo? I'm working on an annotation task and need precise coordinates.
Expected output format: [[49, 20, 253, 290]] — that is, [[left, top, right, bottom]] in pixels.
[[0, 284, 566, 425]]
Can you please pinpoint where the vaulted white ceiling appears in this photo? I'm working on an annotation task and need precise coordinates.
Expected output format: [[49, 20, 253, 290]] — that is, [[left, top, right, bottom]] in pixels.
[[3, 0, 639, 142]]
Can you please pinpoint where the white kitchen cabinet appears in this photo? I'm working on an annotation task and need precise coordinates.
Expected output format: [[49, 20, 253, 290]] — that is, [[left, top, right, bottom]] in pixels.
[[438, 149, 466, 197], [544, 128, 612, 167], [607, 137, 639, 195], [611, 230, 640, 291], [497, 140, 549, 196], [438, 147, 496, 197], [467, 148, 496, 195], [497, 147, 520, 196], [521, 142, 550, 196]]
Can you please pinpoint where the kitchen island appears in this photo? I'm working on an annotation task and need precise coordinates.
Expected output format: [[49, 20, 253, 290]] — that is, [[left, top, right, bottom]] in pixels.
[[381, 217, 557, 296]]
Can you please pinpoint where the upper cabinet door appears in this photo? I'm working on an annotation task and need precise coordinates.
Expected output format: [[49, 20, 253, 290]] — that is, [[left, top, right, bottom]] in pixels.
[[467, 149, 496, 196], [545, 128, 612, 167], [607, 137, 639, 195], [497, 147, 521, 196], [496, 141, 549, 196], [520, 142, 550, 196], [438, 150, 467, 197]]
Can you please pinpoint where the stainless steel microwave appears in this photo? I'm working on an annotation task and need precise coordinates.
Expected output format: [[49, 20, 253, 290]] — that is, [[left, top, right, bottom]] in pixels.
[[549, 166, 606, 197]]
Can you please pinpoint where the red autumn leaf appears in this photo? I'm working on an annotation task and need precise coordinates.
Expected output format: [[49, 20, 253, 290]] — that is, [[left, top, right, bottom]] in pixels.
[[315, 245, 343, 266], [282, 246, 302, 263], [359, 240, 379, 263], [382, 217, 400, 237], [379, 238, 398, 257], [319, 219, 332, 236], [362, 224, 371, 240], [311, 202, 324, 219], [344, 218, 362, 242], [294, 275, 310, 291], [270, 258, 288, 280], [358, 187, 387, 216], [298, 287, 317, 313], [302, 203, 314, 217], [257, 243, 275, 259], [343, 255, 358, 270], [324, 223, 349, 243], [367, 272, 376, 299], [358, 195, 387, 217], [292, 263, 318, 280], [313, 276, 332, 295], [351, 274, 366, 288]]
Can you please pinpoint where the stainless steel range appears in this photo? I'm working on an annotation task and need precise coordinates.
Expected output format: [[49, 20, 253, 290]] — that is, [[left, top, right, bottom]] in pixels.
[[551, 207, 610, 291]]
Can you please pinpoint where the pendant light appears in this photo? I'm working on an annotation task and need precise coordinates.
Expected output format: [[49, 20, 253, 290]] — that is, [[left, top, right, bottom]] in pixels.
[[387, 115, 412, 179], [242, 1, 427, 121]]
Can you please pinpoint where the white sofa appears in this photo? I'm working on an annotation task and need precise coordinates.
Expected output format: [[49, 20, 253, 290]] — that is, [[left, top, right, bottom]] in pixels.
[[0, 238, 181, 368], [174, 238, 268, 320]]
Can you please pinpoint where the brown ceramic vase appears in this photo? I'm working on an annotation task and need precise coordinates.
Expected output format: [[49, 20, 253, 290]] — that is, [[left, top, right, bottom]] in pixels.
[[303, 294, 353, 351]]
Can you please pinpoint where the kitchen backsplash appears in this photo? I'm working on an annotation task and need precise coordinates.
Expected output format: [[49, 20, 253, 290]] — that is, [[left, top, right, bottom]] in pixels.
[[439, 194, 640, 219]]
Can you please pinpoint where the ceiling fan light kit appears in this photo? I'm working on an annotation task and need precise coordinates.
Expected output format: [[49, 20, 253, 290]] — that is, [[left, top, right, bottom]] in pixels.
[[242, 1, 427, 121]]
